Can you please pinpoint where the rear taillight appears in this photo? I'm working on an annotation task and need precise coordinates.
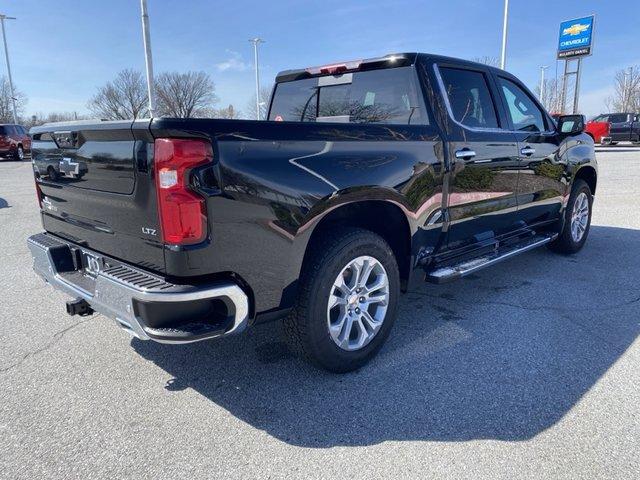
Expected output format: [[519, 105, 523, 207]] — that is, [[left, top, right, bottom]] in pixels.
[[35, 179, 43, 208], [154, 138, 212, 245]]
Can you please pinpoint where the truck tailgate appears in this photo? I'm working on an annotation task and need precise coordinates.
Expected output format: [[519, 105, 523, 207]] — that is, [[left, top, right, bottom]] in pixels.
[[30, 120, 165, 273]]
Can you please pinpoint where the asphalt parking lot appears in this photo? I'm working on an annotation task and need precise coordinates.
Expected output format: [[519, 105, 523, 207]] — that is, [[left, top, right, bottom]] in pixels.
[[1, 148, 639, 479]]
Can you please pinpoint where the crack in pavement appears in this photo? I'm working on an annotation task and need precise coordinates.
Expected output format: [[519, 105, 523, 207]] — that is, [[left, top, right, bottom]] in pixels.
[[0, 318, 93, 375]]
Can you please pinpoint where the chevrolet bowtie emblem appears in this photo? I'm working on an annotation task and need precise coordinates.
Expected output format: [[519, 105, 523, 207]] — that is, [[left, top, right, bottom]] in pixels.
[[563, 23, 590, 36], [59, 157, 80, 177]]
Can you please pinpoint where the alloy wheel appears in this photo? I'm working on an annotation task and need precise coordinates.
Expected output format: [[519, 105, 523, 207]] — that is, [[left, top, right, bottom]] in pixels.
[[570, 192, 589, 242], [326, 255, 390, 351]]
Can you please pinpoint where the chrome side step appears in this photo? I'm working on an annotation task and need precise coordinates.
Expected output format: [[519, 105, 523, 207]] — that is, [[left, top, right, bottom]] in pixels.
[[425, 234, 557, 284]]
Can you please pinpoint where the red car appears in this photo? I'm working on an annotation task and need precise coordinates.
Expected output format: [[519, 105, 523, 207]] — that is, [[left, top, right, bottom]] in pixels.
[[585, 115, 611, 144], [551, 114, 610, 144], [0, 124, 31, 160]]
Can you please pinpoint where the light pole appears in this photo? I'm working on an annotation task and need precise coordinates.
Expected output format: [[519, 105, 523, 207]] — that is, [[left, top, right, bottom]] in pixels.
[[249, 38, 264, 120], [539, 65, 549, 108], [500, 0, 509, 70], [0, 14, 17, 123], [140, 0, 155, 117]]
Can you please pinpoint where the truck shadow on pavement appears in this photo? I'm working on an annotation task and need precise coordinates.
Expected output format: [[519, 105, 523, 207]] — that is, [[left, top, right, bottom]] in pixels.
[[133, 225, 640, 447]]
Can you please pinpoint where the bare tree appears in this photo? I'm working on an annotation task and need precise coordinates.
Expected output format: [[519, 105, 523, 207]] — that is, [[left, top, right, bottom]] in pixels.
[[604, 66, 640, 113], [214, 104, 242, 119], [245, 86, 272, 120], [534, 77, 563, 113], [0, 76, 27, 123], [27, 111, 88, 128], [472, 56, 500, 67], [155, 71, 218, 118], [87, 69, 149, 120]]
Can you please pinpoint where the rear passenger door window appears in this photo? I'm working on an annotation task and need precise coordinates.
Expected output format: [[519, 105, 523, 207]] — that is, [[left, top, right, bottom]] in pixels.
[[438, 67, 500, 129], [498, 77, 547, 132]]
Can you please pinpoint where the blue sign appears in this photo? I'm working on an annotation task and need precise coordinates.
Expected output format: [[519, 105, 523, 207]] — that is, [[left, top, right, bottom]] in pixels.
[[558, 15, 595, 59]]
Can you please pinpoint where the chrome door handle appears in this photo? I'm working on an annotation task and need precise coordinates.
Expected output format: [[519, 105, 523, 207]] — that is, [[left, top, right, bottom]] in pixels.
[[455, 149, 476, 160], [520, 146, 536, 156]]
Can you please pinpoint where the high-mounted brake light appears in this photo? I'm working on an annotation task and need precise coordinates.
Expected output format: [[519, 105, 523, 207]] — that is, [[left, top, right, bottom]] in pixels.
[[154, 138, 212, 245], [305, 60, 362, 75]]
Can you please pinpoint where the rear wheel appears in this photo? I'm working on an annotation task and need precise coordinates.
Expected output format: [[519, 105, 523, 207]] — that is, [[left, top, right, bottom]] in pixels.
[[13, 145, 24, 161], [284, 228, 400, 373], [548, 179, 593, 254], [47, 166, 59, 181]]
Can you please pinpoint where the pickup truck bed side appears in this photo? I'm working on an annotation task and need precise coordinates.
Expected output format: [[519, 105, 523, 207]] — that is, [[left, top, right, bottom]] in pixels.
[[149, 116, 445, 314]]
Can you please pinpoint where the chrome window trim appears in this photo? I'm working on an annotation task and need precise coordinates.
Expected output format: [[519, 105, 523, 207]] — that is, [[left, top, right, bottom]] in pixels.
[[433, 64, 555, 136]]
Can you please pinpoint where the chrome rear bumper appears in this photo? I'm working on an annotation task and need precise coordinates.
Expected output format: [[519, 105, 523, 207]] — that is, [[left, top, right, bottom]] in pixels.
[[27, 233, 249, 344]]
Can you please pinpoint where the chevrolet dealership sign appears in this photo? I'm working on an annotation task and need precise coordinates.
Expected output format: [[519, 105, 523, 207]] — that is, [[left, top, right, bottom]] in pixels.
[[558, 15, 595, 59]]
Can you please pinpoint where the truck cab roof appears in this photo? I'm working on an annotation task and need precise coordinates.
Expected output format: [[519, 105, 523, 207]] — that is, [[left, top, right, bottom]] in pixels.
[[275, 52, 508, 83]]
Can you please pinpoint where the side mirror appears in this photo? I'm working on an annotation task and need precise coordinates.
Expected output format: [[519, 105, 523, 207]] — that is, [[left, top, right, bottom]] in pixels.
[[557, 114, 585, 135]]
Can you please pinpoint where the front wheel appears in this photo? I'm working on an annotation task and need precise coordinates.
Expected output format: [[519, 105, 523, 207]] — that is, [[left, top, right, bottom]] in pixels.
[[548, 179, 593, 254], [284, 228, 400, 373]]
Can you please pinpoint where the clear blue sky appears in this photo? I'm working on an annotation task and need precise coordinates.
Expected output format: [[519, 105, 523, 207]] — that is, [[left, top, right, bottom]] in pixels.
[[3, 0, 638, 118]]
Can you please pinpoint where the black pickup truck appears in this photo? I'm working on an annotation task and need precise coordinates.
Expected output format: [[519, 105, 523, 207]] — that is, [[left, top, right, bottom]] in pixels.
[[593, 112, 640, 145], [28, 53, 597, 372]]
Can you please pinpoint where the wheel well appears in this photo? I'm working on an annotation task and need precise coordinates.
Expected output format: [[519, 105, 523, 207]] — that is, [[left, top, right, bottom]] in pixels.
[[304, 201, 412, 288], [575, 166, 597, 196]]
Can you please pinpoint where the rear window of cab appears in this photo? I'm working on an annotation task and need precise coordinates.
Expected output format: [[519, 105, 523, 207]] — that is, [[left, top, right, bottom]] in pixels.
[[268, 66, 429, 125]]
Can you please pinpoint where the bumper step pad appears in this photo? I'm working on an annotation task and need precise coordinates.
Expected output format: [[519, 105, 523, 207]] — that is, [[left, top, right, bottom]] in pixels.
[[27, 232, 249, 344]]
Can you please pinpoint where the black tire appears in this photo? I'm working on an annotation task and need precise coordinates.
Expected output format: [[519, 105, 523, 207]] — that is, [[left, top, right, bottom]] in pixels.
[[13, 145, 24, 161], [47, 166, 59, 181], [284, 228, 400, 373], [548, 179, 593, 254]]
